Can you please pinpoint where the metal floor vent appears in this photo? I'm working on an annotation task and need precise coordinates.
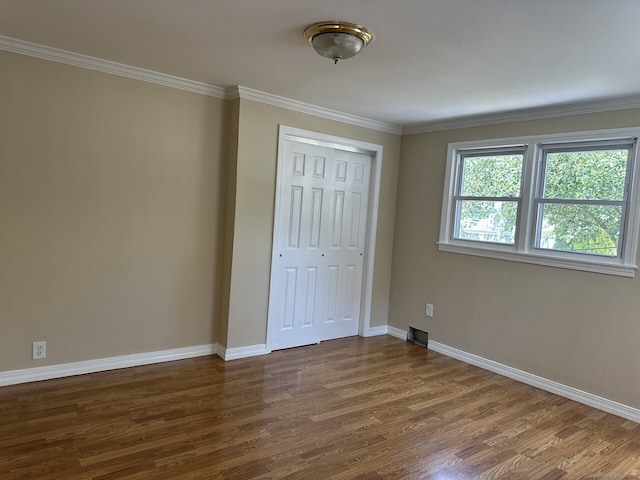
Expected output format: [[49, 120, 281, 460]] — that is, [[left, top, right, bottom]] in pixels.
[[407, 326, 428, 348]]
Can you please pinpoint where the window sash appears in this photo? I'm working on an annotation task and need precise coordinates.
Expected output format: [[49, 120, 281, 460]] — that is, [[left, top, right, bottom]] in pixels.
[[452, 198, 521, 245], [532, 142, 634, 258], [452, 148, 526, 245], [533, 200, 625, 257], [537, 143, 632, 202]]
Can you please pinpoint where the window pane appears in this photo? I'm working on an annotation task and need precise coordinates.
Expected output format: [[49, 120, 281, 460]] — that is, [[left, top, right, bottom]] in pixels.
[[460, 154, 523, 197], [543, 149, 628, 201], [537, 203, 622, 256], [455, 200, 518, 244]]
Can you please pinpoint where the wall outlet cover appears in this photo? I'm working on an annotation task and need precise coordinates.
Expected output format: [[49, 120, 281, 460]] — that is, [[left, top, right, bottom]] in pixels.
[[32, 341, 46, 360]]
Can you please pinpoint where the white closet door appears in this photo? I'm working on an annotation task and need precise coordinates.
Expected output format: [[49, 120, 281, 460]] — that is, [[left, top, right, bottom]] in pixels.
[[267, 140, 371, 351], [320, 149, 371, 341]]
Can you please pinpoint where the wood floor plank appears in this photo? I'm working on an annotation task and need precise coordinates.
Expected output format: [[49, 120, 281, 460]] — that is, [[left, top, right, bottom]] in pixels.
[[1, 335, 639, 479]]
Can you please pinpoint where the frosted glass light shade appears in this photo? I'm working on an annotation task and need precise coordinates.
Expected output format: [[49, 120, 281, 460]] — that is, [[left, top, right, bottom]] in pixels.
[[304, 22, 374, 64], [310, 32, 365, 61]]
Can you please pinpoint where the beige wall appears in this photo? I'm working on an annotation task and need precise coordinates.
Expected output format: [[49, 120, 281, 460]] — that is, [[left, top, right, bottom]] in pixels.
[[0, 49, 401, 371], [14, 44, 632, 412], [217, 98, 240, 347], [390, 109, 640, 409], [221, 99, 401, 349], [0, 51, 226, 370]]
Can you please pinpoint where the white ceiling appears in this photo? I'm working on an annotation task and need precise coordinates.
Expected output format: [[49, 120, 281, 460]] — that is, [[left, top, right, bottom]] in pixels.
[[2, 0, 640, 130]]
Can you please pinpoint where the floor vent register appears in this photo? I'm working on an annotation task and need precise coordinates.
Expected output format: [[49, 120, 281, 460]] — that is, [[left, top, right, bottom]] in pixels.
[[407, 326, 428, 348]]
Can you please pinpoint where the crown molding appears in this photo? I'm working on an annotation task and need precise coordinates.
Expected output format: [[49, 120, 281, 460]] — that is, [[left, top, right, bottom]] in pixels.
[[0, 35, 228, 98], [230, 86, 402, 135], [0, 35, 401, 135], [403, 94, 640, 135], [10, 34, 635, 137]]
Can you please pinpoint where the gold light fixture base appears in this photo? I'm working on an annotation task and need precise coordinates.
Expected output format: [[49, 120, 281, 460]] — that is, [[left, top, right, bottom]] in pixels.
[[304, 21, 374, 64]]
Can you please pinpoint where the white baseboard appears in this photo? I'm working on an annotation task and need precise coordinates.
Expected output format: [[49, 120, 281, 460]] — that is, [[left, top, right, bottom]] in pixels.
[[389, 328, 640, 424], [7, 331, 638, 424], [217, 343, 271, 361], [0, 344, 217, 387], [364, 326, 389, 337], [387, 326, 407, 340], [428, 340, 640, 423]]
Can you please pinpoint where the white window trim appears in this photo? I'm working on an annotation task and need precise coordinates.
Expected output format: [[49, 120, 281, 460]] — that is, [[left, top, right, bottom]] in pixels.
[[438, 127, 640, 277]]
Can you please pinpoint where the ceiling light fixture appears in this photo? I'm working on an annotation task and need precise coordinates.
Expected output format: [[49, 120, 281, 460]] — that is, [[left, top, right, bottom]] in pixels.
[[304, 21, 374, 64]]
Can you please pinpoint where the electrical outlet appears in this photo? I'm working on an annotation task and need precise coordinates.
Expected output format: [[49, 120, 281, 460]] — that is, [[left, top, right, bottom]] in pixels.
[[32, 341, 46, 360], [425, 303, 434, 318]]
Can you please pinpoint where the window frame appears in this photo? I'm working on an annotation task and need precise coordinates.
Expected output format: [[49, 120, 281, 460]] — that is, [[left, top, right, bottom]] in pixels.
[[438, 128, 640, 277]]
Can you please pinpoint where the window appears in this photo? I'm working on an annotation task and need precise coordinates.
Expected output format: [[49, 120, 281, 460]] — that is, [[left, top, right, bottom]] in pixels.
[[439, 128, 640, 277]]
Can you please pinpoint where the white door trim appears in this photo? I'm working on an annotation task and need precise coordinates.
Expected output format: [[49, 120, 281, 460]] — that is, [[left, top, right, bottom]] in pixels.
[[267, 125, 384, 349]]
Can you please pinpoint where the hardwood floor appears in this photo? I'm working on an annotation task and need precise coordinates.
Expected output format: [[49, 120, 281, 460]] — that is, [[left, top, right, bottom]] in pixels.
[[1, 336, 639, 479]]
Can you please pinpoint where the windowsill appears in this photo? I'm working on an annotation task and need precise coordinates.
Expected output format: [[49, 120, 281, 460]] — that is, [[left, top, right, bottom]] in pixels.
[[437, 242, 637, 277]]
